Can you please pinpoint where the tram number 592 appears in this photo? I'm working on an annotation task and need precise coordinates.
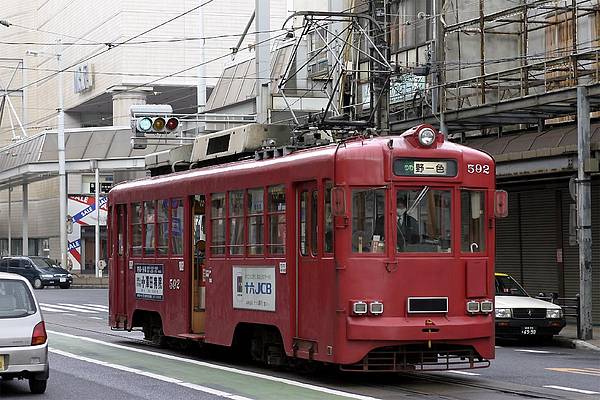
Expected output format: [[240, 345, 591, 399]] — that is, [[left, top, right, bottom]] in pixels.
[[467, 164, 490, 175], [169, 278, 181, 290]]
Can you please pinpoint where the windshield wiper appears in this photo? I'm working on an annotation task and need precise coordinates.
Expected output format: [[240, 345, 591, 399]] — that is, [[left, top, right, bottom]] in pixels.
[[407, 186, 429, 215]]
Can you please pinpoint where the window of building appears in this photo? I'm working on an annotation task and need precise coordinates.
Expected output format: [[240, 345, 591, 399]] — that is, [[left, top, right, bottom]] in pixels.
[[229, 191, 244, 256], [210, 193, 226, 256], [461, 190, 486, 253], [247, 188, 264, 255], [396, 188, 451, 253], [352, 188, 385, 253], [171, 199, 184, 255], [143, 201, 156, 255], [268, 185, 286, 255], [157, 200, 169, 255], [131, 203, 142, 255]]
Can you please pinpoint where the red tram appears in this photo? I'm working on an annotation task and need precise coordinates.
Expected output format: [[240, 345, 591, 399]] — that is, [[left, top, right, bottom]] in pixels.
[[108, 124, 506, 371]]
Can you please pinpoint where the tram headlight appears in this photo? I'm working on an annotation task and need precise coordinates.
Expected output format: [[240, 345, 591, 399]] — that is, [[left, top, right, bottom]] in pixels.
[[546, 309, 563, 319], [417, 128, 436, 147], [480, 300, 494, 313], [466, 300, 480, 314], [495, 308, 512, 318], [369, 301, 384, 315], [352, 301, 368, 316]]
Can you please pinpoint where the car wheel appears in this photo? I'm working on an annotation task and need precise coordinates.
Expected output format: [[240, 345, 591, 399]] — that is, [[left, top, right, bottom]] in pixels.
[[29, 378, 47, 394], [59, 283, 71, 289], [33, 278, 44, 289]]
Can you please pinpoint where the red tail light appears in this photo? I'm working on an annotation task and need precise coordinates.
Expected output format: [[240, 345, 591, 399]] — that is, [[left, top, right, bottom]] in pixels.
[[31, 321, 47, 346]]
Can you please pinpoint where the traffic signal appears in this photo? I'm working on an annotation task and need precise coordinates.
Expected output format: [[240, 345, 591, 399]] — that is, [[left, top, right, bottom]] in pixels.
[[134, 115, 179, 134]]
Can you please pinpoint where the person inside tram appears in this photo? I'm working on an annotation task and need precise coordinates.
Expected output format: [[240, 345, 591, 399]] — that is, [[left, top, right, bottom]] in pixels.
[[396, 197, 419, 250]]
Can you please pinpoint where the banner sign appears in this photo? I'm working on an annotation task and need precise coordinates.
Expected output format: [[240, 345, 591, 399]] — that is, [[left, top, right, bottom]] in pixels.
[[232, 266, 276, 311], [67, 195, 108, 272], [135, 264, 164, 300]]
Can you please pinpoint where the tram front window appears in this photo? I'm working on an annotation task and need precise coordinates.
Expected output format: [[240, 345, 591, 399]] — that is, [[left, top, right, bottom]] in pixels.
[[396, 188, 451, 253], [352, 188, 385, 253]]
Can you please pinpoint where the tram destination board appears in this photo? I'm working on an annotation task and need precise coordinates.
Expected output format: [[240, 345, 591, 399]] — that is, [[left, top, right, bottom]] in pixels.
[[394, 158, 457, 177]]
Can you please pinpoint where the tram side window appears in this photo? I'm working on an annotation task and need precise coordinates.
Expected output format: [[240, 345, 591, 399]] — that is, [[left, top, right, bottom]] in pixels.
[[310, 190, 318, 256], [131, 203, 142, 255], [247, 188, 264, 255], [396, 188, 452, 253], [210, 193, 226, 256], [461, 190, 486, 253], [268, 185, 286, 255], [229, 191, 244, 256], [324, 181, 333, 253], [299, 191, 308, 256], [157, 200, 169, 254], [352, 188, 385, 253], [171, 199, 184, 255], [144, 200, 156, 255]]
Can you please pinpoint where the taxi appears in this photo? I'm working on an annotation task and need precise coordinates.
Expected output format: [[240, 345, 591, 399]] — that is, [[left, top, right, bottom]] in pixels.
[[495, 273, 566, 339]]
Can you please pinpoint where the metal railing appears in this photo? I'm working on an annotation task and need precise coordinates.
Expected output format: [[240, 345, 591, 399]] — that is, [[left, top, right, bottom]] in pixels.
[[536, 293, 580, 333]]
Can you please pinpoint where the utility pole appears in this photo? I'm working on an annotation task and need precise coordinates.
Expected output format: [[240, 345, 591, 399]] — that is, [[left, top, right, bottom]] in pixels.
[[255, 0, 270, 124], [369, 0, 390, 135], [576, 86, 593, 340], [57, 40, 68, 270]]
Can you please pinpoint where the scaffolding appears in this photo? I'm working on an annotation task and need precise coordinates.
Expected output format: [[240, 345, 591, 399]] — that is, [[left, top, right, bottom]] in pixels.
[[390, 0, 600, 133]]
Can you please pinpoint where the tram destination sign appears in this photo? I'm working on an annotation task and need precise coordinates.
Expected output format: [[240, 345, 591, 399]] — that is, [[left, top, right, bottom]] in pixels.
[[394, 158, 458, 177]]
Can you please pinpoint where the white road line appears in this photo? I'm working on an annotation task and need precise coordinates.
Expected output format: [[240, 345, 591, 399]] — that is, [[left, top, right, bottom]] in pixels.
[[494, 346, 502, 349], [445, 370, 481, 376], [47, 330, 382, 400], [84, 304, 108, 309], [40, 306, 67, 313], [49, 348, 253, 400], [40, 303, 98, 314], [59, 303, 106, 313], [64, 313, 76, 317], [60, 303, 108, 312], [88, 317, 104, 320], [514, 349, 552, 354], [543, 385, 600, 395]]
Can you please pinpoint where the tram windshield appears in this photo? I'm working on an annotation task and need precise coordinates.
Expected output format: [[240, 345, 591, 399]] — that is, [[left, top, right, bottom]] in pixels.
[[396, 188, 452, 253]]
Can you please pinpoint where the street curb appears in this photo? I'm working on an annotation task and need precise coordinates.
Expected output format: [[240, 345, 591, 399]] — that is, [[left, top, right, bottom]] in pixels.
[[70, 285, 108, 289], [554, 336, 600, 351]]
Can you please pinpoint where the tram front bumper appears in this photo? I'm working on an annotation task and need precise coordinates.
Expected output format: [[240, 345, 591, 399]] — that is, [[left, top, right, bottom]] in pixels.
[[346, 316, 492, 341]]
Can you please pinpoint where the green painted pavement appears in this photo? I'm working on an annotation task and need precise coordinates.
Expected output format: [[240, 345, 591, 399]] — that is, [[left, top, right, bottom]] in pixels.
[[47, 332, 375, 400]]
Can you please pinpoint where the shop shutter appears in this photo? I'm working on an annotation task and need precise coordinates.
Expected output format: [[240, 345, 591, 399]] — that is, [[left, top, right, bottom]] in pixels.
[[495, 191, 522, 280]]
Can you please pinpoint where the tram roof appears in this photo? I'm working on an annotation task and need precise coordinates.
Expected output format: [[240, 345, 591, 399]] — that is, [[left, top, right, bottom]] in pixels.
[[111, 133, 487, 195]]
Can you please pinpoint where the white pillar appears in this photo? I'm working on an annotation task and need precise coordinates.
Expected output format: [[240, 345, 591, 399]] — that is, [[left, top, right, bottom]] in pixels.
[[8, 186, 12, 256], [57, 42, 68, 269], [22, 183, 28, 256], [112, 90, 148, 126], [95, 167, 100, 277]]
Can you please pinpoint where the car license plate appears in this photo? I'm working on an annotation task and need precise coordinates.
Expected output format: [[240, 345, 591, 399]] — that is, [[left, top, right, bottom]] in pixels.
[[522, 326, 537, 335], [0, 355, 5, 371], [60, 277, 67, 283]]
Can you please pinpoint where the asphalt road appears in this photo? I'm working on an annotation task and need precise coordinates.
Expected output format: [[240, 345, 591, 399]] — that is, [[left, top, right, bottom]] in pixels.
[[1, 288, 598, 399]]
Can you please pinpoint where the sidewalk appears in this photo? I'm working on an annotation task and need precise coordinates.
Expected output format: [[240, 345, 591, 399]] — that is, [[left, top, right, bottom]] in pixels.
[[554, 323, 600, 351], [72, 274, 109, 289]]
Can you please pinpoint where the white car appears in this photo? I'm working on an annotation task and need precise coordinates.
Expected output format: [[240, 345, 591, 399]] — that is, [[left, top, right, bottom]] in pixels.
[[0, 272, 49, 394], [495, 273, 566, 339]]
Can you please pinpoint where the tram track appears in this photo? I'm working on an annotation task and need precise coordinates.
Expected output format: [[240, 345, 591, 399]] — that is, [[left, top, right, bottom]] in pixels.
[[46, 321, 578, 400]]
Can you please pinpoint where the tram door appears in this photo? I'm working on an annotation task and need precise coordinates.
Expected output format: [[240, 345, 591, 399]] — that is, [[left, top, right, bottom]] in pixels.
[[191, 195, 206, 334], [296, 181, 321, 339], [116, 205, 127, 315]]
